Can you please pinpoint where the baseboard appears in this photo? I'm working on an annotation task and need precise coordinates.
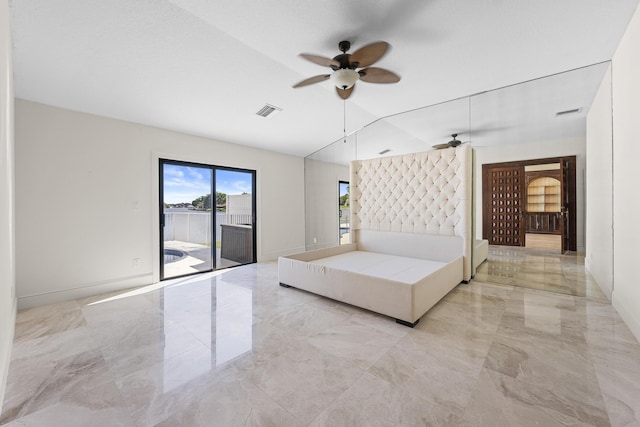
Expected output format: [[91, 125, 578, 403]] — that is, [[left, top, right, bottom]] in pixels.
[[0, 297, 16, 415], [17, 273, 153, 309], [259, 246, 307, 261], [612, 290, 640, 344], [584, 260, 613, 301], [303, 242, 340, 252]]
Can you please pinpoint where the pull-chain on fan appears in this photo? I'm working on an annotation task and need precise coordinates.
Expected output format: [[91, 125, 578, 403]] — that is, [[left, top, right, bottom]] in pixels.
[[293, 40, 401, 99]]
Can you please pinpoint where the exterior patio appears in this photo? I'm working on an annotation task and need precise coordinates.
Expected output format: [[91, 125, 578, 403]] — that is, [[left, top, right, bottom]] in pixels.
[[163, 200, 253, 278], [163, 240, 240, 278]]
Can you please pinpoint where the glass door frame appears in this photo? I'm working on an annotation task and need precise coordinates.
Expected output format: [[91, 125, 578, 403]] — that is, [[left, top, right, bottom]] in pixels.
[[159, 159, 215, 281], [215, 165, 258, 268], [159, 159, 257, 281], [338, 180, 350, 244]]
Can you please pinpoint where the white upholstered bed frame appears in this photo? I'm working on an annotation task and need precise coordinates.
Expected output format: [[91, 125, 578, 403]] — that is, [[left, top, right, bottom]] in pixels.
[[279, 145, 473, 326]]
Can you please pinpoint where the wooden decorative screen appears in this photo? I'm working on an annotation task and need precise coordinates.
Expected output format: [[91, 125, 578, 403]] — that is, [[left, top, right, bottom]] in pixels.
[[483, 166, 524, 246]]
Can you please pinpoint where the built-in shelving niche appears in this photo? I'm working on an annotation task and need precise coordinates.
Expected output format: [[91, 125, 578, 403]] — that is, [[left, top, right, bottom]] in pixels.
[[526, 176, 561, 213]]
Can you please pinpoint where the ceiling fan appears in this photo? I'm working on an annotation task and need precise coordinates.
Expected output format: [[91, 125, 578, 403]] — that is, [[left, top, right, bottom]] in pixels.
[[432, 134, 466, 150], [293, 40, 401, 100]]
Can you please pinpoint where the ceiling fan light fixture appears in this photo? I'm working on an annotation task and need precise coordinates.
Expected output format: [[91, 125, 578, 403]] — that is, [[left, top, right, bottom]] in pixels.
[[294, 41, 398, 99], [331, 69, 359, 90]]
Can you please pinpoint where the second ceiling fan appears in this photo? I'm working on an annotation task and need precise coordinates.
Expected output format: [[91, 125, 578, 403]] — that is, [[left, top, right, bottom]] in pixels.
[[433, 134, 465, 150], [293, 40, 401, 99]]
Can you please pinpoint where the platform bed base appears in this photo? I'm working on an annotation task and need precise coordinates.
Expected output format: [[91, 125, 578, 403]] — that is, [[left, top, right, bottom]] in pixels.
[[396, 318, 420, 328], [281, 282, 422, 328]]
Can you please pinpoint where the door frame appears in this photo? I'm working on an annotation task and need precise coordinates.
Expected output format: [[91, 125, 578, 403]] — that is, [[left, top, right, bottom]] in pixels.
[[524, 170, 564, 251], [159, 159, 215, 281], [338, 180, 349, 244], [482, 156, 577, 251], [159, 159, 257, 281], [215, 165, 258, 266]]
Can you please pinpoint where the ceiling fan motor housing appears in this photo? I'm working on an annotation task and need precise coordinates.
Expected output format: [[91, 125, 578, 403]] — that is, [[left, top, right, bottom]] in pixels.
[[331, 53, 356, 71]]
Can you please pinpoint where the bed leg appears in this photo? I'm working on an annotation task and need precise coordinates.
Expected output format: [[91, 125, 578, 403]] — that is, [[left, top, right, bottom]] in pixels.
[[462, 280, 470, 284], [279, 282, 291, 288], [396, 318, 420, 328]]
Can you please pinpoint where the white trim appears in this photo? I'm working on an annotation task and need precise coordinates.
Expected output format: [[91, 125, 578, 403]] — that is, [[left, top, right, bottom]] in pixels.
[[260, 246, 307, 261], [151, 152, 161, 283], [0, 297, 16, 415], [584, 261, 612, 301], [17, 273, 152, 309], [612, 289, 640, 343]]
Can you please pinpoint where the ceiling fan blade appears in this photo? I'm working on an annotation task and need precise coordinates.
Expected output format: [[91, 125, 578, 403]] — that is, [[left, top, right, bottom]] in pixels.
[[336, 85, 354, 100], [299, 53, 340, 68], [349, 41, 389, 67], [293, 74, 330, 88], [359, 67, 401, 83], [432, 143, 451, 150]]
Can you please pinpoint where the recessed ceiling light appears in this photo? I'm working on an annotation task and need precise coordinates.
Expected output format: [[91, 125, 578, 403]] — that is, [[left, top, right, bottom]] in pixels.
[[256, 104, 283, 118]]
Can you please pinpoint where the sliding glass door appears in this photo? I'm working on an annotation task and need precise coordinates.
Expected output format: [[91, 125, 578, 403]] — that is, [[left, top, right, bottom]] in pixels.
[[339, 181, 350, 244], [160, 160, 256, 280], [215, 168, 256, 268]]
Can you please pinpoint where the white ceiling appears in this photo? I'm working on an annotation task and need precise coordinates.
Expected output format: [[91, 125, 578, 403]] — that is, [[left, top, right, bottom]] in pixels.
[[9, 0, 640, 158], [328, 61, 612, 162]]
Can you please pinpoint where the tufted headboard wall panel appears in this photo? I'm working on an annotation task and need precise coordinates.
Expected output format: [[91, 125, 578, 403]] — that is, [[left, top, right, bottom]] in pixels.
[[350, 145, 473, 280]]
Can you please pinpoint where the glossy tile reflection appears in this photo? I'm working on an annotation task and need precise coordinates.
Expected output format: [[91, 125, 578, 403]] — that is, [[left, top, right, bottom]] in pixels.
[[474, 245, 602, 297], [3, 260, 640, 426]]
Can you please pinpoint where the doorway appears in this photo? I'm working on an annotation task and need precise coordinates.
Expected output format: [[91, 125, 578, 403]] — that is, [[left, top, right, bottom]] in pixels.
[[524, 167, 563, 251], [482, 156, 576, 252], [339, 181, 350, 244], [160, 160, 256, 280]]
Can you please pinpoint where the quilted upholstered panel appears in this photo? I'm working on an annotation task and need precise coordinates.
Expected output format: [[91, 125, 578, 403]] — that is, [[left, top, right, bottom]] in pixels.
[[351, 145, 470, 235], [350, 145, 473, 279]]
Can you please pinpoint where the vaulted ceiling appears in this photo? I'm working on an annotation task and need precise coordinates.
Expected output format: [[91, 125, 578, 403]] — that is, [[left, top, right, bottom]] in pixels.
[[9, 0, 640, 157]]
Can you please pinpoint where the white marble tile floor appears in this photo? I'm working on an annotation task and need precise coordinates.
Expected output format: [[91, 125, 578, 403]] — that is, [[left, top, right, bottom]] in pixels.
[[2, 252, 640, 426]]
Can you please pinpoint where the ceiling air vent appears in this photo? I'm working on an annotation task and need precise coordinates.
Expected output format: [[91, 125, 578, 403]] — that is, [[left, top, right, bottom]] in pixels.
[[555, 108, 582, 117], [378, 149, 391, 155], [256, 104, 282, 118]]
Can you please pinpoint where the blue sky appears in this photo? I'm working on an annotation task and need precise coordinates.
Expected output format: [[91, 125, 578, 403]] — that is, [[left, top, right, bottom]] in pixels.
[[339, 181, 349, 197], [163, 164, 252, 204]]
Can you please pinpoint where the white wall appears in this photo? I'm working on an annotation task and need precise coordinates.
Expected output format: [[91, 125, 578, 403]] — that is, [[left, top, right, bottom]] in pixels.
[[585, 65, 614, 299], [15, 100, 305, 308], [610, 3, 640, 341], [474, 137, 587, 251], [0, 0, 16, 412], [304, 158, 349, 250]]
